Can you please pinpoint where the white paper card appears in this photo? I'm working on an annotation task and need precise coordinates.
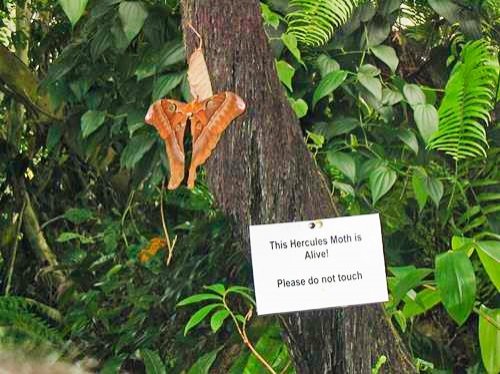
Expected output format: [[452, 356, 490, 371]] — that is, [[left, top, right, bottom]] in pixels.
[[249, 213, 388, 315]]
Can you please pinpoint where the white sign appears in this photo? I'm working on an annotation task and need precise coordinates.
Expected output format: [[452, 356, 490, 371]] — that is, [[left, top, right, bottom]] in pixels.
[[249, 213, 388, 315]]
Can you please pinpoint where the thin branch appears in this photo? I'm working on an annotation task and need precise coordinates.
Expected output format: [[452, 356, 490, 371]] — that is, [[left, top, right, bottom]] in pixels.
[[159, 181, 177, 265]]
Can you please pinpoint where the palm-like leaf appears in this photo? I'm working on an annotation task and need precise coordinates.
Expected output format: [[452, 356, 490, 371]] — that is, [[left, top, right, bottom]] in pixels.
[[428, 40, 499, 160], [286, 0, 363, 46]]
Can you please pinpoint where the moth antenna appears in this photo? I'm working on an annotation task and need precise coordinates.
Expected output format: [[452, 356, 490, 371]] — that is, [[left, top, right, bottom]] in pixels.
[[187, 22, 203, 50]]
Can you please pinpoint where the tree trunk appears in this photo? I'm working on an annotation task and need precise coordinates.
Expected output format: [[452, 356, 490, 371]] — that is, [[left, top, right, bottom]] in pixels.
[[181, 1, 415, 372]]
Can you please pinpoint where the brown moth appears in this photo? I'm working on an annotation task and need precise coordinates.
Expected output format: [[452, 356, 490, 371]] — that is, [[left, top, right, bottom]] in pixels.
[[145, 92, 245, 189]]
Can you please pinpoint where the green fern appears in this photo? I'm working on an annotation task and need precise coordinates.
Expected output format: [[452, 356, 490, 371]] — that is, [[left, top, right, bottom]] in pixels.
[[427, 40, 499, 160], [0, 296, 62, 345], [286, 0, 363, 46]]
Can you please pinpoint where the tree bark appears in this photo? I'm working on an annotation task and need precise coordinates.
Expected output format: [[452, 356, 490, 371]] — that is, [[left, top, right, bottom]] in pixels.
[[181, 1, 415, 372]]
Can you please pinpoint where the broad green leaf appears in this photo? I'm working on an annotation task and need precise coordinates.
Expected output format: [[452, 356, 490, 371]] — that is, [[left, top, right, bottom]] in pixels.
[[261, 3, 280, 29], [397, 129, 419, 154], [369, 166, 397, 204], [413, 104, 438, 144], [475, 241, 500, 290], [140, 349, 166, 374], [81, 110, 106, 138], [120, 132, 156, 169], [358, 71, 382, 101], [100, 356, 124, 374], [58, 0, 88, 26], [327, 151, 356, 183], [382, 88, 403, 106], [177, 293, 222, 307], [46, 125, 62, 152], [204, 283, 226, 295], [276, 60, 295, 91], [316, 54, 340, 78], [451, 236, 475, 254], [152, 72, 185, 100], [312, 70, 348, 108], [119, 1, 148, 42], [371, 45, 399, 72], [135, 41, 185, 80], [412, 170, 428, 211], [242, 324, 286, 372], [188, 348, 222, 374], [435, 251, 476, 325], [281, 33, 304, 65], [63, 208, 93, 224], [478, 306, 500, 374], [332, 181, 355, 196], [210, 309, 230, 333], [184, 304, 221, 335], [390, 267, 432, 306], [288, 98, 308, 118], [402, 288, 441, 319], [424, 176, 443, 207], [403, 84, 426, 106], [427, 0, 461, 23], [307, 131, 324, 148]]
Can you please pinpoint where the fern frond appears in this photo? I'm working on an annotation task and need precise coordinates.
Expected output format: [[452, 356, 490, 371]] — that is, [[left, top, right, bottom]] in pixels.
[[427, 40, 499, 160], [0, 296, 62, 345], [286, 0, 363, 46]]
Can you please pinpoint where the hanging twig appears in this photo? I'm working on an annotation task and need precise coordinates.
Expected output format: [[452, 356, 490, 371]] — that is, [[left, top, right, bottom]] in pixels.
[[159, 181, 177, 265]]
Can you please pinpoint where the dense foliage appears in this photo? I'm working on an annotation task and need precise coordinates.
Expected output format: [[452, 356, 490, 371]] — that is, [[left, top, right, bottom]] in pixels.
[[0, 0, 498, 373]]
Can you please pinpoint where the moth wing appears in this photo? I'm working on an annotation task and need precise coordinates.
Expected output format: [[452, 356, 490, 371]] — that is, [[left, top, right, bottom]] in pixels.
[[187, 92, 246, 189], [145, 100, 187, 189]]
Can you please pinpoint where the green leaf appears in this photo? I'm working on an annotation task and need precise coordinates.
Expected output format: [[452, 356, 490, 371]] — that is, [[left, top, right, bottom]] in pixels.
[[188, 348, 222, 374], [63, 208, 93, 224], [289, 98, 308, 118], [358, 68, 382, 101], [184, 304, 221, 335], [140, 349, 166, 374], [411, 170, 428, 211], [100, 356, 124, 374], [312, 70, 348, 108], [435, 251, 476, 325], [261, 3, 280, 29], [402, 288, 441, 319], [276, 60, 295, 91], [424, 176, 443, 207], [371, 45, 398, 73], [316, 54, 340, 78], [478, 306, 500, 374], [475, 241, 500, 290], [119, 1, 148, 42], [403, 84, 426, 106], [203, 284, 226, 295], [46, 125, 62, 152], [451, 236, 475, 253], [152, 72, 185, 100], [56, 232, 93, 244], [135, 41, 185, 80], [177, 293, 223, 307], [81, 110, 106, 138], [413, 104, 438, 144], [281, 33, 304, 66], [210, 309, 230, 333], [120, 132, 156, 169], [58, 0, 88, 26], [382, 88, 403, 106], [397, 129, 419, 155], [389, 267, 432, 307], [327, 151, 356, 183], [369, 166, 397, 204]]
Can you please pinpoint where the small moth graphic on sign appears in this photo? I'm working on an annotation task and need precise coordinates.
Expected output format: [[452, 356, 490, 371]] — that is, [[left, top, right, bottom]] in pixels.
[[249, 213, 388, 315]]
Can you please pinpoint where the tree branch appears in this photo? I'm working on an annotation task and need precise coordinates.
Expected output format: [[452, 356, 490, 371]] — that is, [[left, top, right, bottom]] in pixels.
[[0, 44, 63, 123]]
